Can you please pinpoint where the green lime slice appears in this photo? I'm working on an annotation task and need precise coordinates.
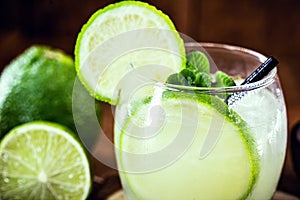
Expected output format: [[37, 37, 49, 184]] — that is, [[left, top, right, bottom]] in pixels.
[[0, 121, 91, 200], [75, 1, 185, 105], [115, 90, 259, 199]]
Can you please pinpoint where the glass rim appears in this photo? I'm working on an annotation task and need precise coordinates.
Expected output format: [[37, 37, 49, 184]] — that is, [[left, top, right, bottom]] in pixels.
[[158, 42, 277, 93]]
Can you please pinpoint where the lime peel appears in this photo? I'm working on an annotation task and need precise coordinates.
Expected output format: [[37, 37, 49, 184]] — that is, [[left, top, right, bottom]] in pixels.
[[0, 45, 101, 139]]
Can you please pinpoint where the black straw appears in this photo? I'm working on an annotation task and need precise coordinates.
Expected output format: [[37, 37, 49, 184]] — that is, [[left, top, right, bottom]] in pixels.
[[241, 56, 279, 85], [225, 56, 279, 105]]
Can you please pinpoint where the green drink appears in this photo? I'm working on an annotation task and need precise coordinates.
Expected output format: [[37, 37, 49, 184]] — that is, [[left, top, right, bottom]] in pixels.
[[114, 43, 287, 199], [73, 1, 287, 199]]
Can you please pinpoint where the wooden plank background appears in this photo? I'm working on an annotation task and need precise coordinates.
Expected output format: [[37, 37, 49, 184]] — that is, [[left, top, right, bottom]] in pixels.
[[0, 0, 299, 197]]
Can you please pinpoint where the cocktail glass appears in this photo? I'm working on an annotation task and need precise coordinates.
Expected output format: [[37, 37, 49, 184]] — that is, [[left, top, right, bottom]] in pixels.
[[114, 42, 287, 200]]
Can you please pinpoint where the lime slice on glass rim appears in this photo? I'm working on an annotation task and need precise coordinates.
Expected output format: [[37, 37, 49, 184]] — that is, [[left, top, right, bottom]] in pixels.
[[74, 1, 186, 105], [115, 91, 259, 199], [0, 121, 91, 200]]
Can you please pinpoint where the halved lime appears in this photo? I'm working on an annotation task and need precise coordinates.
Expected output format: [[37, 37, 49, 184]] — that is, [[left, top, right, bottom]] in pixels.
[[0, 121, 91, 200], [115, 91, 259, 199], [75, 1, 185, 104]]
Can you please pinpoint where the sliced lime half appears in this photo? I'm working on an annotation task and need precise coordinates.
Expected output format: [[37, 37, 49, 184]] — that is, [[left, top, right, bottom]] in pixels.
[[0, 121, 91, 200], [75, 1, 185, 104]]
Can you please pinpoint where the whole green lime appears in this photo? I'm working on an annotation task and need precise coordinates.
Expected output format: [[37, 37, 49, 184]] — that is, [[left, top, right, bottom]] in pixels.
[[0, 45, 101, 139]]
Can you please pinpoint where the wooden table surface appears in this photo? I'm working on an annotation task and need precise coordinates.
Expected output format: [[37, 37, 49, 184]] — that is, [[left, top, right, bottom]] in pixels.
[[87, 171, 300, 200]]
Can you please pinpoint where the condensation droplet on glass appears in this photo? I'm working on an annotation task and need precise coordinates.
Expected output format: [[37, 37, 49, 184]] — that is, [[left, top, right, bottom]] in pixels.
[[26, 134, 31, 140], [70, 188, 77, 192], [68, 174, 74, 179], [18, 179, 25, 185], [2, 153, 8, 162], [275, 88, 281, 98], [36, 147, 42, 153], [2, 169, 8, 176]]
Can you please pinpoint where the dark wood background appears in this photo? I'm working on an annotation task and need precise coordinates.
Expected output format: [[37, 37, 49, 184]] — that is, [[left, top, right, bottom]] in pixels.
[[0, 0, 299, 197]]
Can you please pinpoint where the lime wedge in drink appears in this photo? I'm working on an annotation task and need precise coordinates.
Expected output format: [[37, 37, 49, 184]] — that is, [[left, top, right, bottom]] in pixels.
[[75, 1, 185, 104], [0, 121, 91, 200], [115, 91, 259, 199]]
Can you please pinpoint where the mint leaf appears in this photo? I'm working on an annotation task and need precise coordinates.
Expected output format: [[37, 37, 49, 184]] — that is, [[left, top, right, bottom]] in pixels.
[[214, 71, 236, 87], [186, 51, 210, 74], [195, 72, 212, 87], [166, 73, 188, 85], [179, 69, 195, 86]]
